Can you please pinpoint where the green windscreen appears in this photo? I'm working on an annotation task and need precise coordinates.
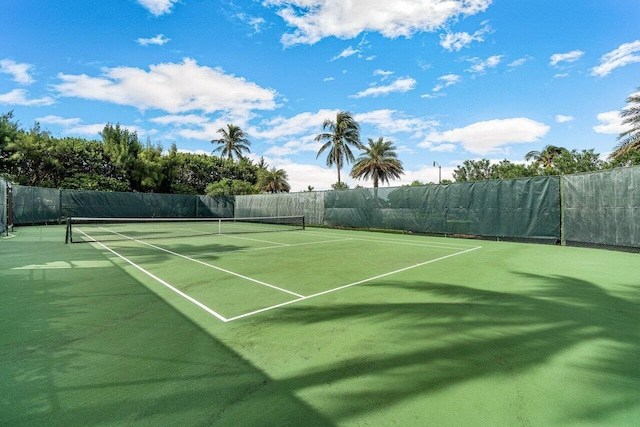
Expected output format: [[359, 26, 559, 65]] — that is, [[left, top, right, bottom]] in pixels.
[[237, 176, 561, 243], [235, 192, 324, 225], [563, 166, 640, 249], [60, 190, 233, 219], [323, 177, 560, 241], [12, 185, 61, 224]]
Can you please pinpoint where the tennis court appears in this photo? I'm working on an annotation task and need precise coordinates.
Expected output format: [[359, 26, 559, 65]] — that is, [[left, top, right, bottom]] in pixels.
[[1, 222, 639, 425]]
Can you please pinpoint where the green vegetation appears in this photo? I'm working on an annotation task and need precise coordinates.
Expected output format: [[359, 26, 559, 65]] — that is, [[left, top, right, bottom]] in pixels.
[[611, 87, 640, 159], [350, 137, 404, 188], [257, 167, 291, 193], [210, 124, 252, 161], [0, 113, 286, 195], [315, 111, 364, 184]]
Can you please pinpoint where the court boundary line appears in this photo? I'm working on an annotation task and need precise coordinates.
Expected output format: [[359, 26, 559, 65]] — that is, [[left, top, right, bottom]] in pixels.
[[304, 229, 481, 250], [189, 237, 355, 258], [85, 235, 229, 322], [225, 245, 482, 322], [98, 227, 304, 298], [84, 228, 481, 323]]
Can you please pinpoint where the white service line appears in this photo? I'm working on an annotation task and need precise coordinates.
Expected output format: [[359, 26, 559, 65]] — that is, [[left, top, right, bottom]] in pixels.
[[190, 237, 354, 258], [304, 230, 481, 250], [99, 227, 304, 298], [225, 245, 482, 322], [83, 232, 228, 322]]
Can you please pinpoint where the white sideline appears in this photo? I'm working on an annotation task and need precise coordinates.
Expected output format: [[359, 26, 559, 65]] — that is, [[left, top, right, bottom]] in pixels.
[[83, 233, 228, 322], [84, 227, 481, 323], [303, 230, 480, 250], [99, 227, 304, 298], [225, 245, 482, 322]]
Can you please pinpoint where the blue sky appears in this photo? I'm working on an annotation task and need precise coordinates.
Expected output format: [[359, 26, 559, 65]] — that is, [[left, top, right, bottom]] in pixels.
[[2, 0, 639, 191]]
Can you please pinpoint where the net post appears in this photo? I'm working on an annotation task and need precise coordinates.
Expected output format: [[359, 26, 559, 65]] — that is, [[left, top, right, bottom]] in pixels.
[[302, 215, 305, 230], [65, 217, 71, 244]]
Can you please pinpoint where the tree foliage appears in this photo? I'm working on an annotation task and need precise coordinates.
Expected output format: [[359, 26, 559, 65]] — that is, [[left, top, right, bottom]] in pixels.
[[211, 124, 251, 161], [257, 167, 291, 193], [0, 114, 261, 194], [350, 137, 404, 188], [611, 88, 640, 159], [315, 111, 363, 184]]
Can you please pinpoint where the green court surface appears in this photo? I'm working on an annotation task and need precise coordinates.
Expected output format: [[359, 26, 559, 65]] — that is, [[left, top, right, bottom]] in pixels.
[[1, 225, 639, 426]]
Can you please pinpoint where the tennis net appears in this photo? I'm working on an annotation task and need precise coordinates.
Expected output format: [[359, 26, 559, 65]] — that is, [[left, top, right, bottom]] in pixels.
[[65, 215, 305, 243]]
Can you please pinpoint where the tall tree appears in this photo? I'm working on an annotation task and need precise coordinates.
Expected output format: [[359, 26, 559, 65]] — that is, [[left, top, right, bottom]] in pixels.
[[350, 137, 404, 188], [315, 111, 363, 184], [257, 167, 290, 193], [611, 88, 640, 159], [0, 111, 21, 181], [8, 123, 60, 186], [211, 124, 251, 161], [525, 145, 568, 173]]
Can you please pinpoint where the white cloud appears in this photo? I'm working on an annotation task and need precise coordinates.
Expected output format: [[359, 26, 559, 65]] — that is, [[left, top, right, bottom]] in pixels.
[[331, 46, 360, 61], [0, 59, 35, 85], [420, 117, 550, 155], [431, 143, 457, 152], [53, 58, 278, 116], [323, 77, 334, 82], [150, 114, 211, 126], [37, 115, 82, 127], [355, 109, 438, 137], [36, 115, 117, 136], [590, 40, 640, 77], [549, 50, 584, 66], [265, 0, 493, 46], [466, 55, 502, 74], [439, 23, 492, 52], [351, 77, 416, 98], [593, 111, 630, 134], [263, 135, 320, 157], [237, 14, 267, 34], [508, 56, 532, 68], [137, 0, 178, 16], [269, 158, 356, 191], [137, 34, 170, 46], [421, 92, 445, 99], [433, 74, 461, 92], [555, 114, 574, 123], [373, 69, 394, 80], [149, 114, 243, 141], [252, 109, 339, 140], [553, 73, 569, 79], [0, 89, 54, 106]]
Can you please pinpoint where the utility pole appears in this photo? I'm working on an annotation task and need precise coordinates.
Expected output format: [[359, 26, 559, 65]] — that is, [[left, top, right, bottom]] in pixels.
[[433, 161, 441, 184]]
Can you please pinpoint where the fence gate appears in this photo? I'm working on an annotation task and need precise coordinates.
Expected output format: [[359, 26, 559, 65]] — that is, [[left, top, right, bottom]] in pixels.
[[7, 182, 13, 232]]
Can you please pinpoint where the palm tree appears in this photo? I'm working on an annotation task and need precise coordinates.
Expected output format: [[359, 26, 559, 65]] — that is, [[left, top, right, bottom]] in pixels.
[[315, 111, 363, 184], [211, 124, 251, 161], [350, 137, 404, 188], [611, 88, 640, 159], [525, 145, 567, 171], [257, 167, 290, 193]]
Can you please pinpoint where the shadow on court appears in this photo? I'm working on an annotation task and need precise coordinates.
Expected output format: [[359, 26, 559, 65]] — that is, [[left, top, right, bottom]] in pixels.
[[257, 275, 640, 425], [0, 230, 332, 426]]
